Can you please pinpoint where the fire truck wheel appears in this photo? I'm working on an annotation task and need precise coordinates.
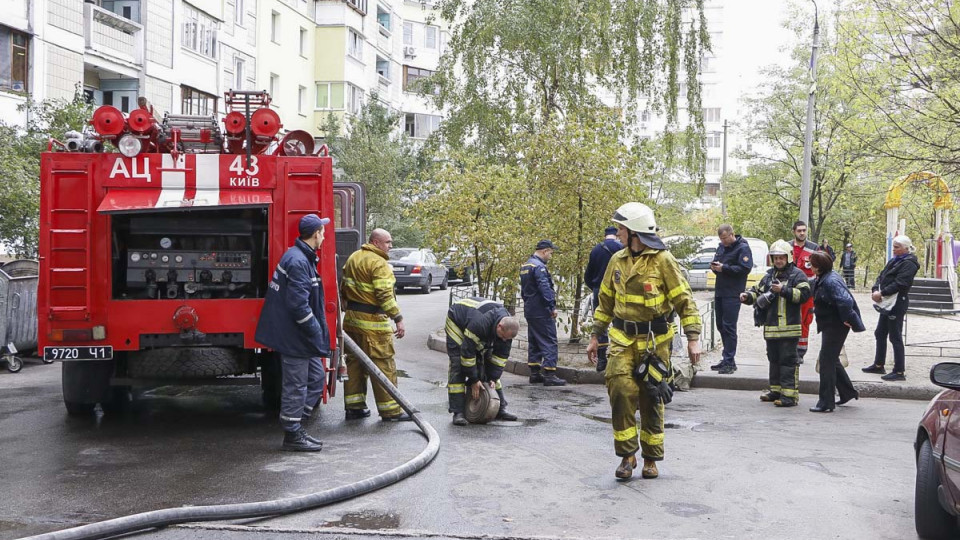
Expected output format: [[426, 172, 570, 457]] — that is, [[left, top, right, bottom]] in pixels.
[[126, 347, 249, 378], [64, 401, 96, 416]]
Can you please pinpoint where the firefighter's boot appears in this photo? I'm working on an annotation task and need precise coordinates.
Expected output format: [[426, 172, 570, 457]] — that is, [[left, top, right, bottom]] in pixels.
[[760, 392, 780, 402], [615, 455, 637, 479], [543, 372, 567, 386], [529, 365, 544, 384], [282, 430, 323, 452], [495, 408, 518, 421], [452, 412, 468, 426], [641, 459, 659, 479]]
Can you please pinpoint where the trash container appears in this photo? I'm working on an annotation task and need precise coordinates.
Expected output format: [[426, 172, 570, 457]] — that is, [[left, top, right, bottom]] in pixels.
[[0, 260, 39, 373]]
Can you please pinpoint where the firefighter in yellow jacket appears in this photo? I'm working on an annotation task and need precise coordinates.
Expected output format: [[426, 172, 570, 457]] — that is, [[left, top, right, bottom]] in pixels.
[[587, 202, 702, 480], [341, 228, 411, 422]]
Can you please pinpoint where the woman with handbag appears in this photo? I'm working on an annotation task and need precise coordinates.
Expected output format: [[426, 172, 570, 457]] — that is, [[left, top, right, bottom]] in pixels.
[[862, 235, 920, 381], [809, 251, 865, 413]]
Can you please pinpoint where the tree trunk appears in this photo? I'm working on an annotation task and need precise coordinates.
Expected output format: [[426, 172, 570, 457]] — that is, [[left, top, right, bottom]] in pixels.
[[569, 194, 585, 343]]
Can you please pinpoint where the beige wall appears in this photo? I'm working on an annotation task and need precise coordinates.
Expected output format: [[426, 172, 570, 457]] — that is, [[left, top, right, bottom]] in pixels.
[[47, 0, 83, 35], [314, 27, 345, 81], [45, 45, 83, 100]]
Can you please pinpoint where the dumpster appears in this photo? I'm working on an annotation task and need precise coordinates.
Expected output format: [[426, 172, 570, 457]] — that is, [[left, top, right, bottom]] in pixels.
[[0, 260, 39, 373]]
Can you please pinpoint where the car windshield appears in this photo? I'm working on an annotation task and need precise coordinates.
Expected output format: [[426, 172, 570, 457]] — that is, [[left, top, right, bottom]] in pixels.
[[389, 249, 422, 263]]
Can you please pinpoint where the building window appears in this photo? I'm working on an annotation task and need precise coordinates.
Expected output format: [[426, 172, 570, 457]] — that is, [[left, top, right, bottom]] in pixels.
[[376, 5, 391, 34], [182, 5, 218, 58], [403, 22, 413, 46], [640, 110, 651, 123], [270, 73, 279, 100], [376, 56, 390, 81], [704, 183, 720, 197], [181, 85, 218, 115], [316, 82, 345, 109], [706, 158, 722, 174], [300, 28, 308, 56], [706, 133, 722, 148], [234, 57, 245, 89], [235, 0, 244, 25], [298, 85, 306, 114], [403, 65, 434, 92], [347, 83, 363, 114], [0, 26, 29, 93], [345, 0, 367, 15], [424, 25, 437, 49], [700, 56, 715, 73], [404, 112, 440, 139], [271, 12, 280, 43], [704, 107, 721, 123], [347, 30, 363, 61]]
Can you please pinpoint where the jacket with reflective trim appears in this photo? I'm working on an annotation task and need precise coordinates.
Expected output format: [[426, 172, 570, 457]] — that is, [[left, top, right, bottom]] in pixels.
[[592, 247, 702, 346], [743, 264, 811, 339], [520, 254, 555, 317], [341, 243, 400, 334], [446, 297, 512, 381], [255, 238, 331, 357], [790, 239, 819, 278]]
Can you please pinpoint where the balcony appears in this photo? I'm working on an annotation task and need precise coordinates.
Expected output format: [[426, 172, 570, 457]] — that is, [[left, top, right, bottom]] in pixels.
[[84, 2, 144, 67]]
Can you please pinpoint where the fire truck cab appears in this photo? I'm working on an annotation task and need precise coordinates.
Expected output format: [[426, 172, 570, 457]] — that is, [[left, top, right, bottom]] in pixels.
[[39, 91, 363, 415]]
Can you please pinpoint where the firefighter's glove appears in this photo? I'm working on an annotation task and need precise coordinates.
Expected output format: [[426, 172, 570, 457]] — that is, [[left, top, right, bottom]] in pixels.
[[632, 352, 673, 405]]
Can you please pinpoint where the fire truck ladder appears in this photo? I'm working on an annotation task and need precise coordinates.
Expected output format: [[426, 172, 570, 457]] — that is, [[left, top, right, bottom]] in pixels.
[[46, 165, 93, 321]]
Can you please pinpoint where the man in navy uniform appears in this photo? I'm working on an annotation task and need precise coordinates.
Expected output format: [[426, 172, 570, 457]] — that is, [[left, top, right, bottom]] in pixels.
[[255, 214, 331, 452], [520, 240, 566, 386], [709, 224, 753, 375], [584, 226, 623, 372]]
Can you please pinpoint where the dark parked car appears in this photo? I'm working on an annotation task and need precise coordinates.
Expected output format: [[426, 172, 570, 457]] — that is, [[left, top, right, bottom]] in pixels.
[[442, 250, 473, 285], [915, 362, 960, 539], [389, 248, 448, 294]]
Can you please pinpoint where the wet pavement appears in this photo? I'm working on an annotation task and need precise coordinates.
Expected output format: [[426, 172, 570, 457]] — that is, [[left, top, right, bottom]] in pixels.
[[0, 288, 927, 540]]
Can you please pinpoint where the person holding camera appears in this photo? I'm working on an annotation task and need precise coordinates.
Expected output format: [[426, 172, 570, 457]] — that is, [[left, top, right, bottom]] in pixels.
[[740, 240, 811, 407]]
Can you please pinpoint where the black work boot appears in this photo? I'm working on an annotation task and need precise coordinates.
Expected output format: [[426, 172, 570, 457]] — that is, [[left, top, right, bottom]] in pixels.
[[543, 372, 567, 386], [299, 428, 323, 446], [529, 366, 545, 384], [452, 412, 468, 426], [282, 430, 323, 452], [495, 408, 518, 421], [760, 392, 781, 403], [345, 408, 371, 420]]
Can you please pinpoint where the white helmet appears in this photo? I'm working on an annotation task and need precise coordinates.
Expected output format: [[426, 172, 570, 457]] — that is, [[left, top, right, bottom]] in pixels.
[[612, 202, 657, 234], [767, 239, 793, 265]]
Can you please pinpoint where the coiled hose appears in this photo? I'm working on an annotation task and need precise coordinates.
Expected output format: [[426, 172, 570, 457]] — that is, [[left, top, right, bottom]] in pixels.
[[22, 335, 440, 540]]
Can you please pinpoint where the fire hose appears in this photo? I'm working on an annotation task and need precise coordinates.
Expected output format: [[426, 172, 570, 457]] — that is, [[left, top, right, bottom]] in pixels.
[[22, 335, 440, 540]]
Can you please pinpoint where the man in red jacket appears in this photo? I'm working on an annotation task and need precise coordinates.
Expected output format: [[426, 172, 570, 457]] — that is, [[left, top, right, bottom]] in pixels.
[[789, 221, 819, 362]]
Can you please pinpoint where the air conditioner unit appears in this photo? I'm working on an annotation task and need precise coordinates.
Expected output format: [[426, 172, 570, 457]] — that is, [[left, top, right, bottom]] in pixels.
[[403, 46, 416, 58]]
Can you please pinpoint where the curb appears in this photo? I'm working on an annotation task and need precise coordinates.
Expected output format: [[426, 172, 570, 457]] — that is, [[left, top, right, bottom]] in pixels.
[[427, 331, 939, 401]]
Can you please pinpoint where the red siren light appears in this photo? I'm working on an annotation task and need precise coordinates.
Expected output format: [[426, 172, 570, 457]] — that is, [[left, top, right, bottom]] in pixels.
[[223, 111, 247, 135], [126, 108, 155, 134], [250, 108, 282, 138], [91, 106, 126, 137]]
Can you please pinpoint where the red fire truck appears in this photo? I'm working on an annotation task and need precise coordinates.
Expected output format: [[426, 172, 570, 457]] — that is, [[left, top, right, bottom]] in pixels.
[[38, 91, 364, 415]]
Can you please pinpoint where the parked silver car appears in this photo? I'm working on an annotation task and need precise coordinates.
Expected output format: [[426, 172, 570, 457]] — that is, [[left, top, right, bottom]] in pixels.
[[389, 248, 448, 294]]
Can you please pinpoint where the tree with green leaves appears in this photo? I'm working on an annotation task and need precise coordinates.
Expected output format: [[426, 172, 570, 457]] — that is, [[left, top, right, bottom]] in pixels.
[[321, 98, 423, 246], [0, 91, 92, 257], [431, 0, 710, 182]]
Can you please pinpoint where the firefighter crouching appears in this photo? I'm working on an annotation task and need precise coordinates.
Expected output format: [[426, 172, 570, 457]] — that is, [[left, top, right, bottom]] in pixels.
[[341, 229, 412, 422], [586, 202, 702, 480], [445, 297, 521, 426], [740, 240, 812, 407]]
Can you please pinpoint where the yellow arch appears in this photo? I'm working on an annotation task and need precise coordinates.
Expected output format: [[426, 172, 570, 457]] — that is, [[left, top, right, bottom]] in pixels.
[[884, 171, 953, 210]]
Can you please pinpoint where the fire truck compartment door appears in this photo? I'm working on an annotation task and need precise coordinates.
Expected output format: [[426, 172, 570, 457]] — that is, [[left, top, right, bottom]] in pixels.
[[97, 189, 273, 214]]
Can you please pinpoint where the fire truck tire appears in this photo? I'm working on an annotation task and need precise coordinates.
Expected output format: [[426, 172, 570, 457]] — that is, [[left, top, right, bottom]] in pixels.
[[126, 347, 248, 379]]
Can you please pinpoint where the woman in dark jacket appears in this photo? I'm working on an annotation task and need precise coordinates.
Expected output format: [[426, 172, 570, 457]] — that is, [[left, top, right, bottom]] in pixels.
[[862, 235, 920, 381], [809, 251, 865, 413]]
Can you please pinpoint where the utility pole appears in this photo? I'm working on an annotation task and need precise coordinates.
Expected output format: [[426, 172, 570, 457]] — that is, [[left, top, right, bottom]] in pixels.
[[721, 119, 728, 218], [799, 0, 820, 225]]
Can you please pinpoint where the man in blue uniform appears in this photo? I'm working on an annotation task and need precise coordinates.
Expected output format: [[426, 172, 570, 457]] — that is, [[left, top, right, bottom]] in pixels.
[[709, 224, 752, 374], [520, 240, 566, 386], [584, 226, 623, 372], [445, 297, 520, 425], [255, 214, 331, 452]]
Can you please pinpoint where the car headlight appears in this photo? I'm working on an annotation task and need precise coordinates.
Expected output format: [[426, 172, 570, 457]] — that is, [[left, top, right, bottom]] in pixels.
[[117, 134, 142, 157]]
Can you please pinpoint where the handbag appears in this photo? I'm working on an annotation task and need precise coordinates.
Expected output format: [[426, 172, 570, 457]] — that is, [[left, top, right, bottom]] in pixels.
[[815, 346, 849, 373]]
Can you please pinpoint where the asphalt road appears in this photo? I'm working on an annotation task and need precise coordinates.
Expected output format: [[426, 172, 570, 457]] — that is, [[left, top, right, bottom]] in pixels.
[[0, 287, 929, 540]]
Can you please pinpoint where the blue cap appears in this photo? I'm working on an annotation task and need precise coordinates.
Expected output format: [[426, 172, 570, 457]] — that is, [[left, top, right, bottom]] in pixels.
[[536, 239, 557, 250], [604, 226, 618, 236], [299, 214, 330, 236]]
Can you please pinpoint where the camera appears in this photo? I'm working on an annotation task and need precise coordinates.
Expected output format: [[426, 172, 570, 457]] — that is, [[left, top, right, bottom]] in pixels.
[[755, 290, 777, 310]]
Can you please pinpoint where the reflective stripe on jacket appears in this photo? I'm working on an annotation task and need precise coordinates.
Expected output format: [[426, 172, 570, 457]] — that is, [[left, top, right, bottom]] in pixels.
[[592, 247, 701, 346], [743, 264, 811, 339], [341, 243, 399, 334]]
